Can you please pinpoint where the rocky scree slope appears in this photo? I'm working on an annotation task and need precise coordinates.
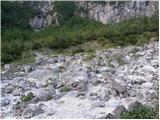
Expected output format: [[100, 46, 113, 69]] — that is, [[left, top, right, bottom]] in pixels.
[[1, 41, 159, 118], [29, 1, 158, 30]]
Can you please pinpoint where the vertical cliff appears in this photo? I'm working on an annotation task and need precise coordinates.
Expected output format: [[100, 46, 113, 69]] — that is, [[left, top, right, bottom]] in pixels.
[[78, 1, 158, 24], [28, 1, 158, 30]]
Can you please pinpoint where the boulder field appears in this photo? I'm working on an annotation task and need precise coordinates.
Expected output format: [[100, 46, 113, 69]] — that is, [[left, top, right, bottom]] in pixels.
[[1, 42, 158, 118]]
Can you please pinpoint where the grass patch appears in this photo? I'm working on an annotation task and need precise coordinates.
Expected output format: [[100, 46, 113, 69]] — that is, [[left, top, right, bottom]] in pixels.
[[12, 50, 35, 65], [2, 14, 159, 64], [84, 52, 96, 61], [120, 105, 159, 119], [21, 92, 34, 102], [60, 85, 72, 92]]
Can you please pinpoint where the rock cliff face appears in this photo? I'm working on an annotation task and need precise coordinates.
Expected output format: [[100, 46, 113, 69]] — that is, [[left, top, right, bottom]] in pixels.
[[29, 1, 158, 30], [29, 1, 58, 30], [78, 1, 158, 24]]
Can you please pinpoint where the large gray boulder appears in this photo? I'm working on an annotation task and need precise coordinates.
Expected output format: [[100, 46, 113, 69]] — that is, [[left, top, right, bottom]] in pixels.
[[22, 104, 44, 118], [29, 16, 45, 30], [34, 85, 56, 101], [128, 101, 142, 111], [4, 85, 14, 94], [105, 113, 117, 119], [112, 105, 127, 118], [112, 83, 125, 93]]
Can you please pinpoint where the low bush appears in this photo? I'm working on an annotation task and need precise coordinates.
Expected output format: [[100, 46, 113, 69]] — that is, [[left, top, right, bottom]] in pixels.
[[1, 14, 159, 64], [60, 85, 72, 92], [120, 105, 159, 119], [21, 92, 35, 102]]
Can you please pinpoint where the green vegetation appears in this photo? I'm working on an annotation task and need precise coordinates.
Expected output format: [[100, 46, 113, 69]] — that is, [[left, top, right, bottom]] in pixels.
[[84, 52, 96, 61], [1, 1, 38, 30], [60, 85, 72, 92], [54, 1, 77, 24], [1, 1, 159, 64], [12, 50, 35, 65], [120, 105, 159, 119], [21, 92, 35, 102]]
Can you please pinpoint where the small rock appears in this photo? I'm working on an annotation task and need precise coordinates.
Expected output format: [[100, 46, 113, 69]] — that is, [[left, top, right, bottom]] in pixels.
[[147, 92, 157, 100], [142, 65, 156, 73], [13, 88, 22, 96], [95, 70, 100, 74], [97, 74, 103, 78], [53, 93, 64, 100], [56, 82, 64, 89], [110, 60, 119, 68], [35, 59, 42, 66], [99, 95, 110, 102], [24, 65, 35, 73], [112, 105, 127, 118], [141, 82, 153, 89], [58, 56, 65, 62], [4, 85, 14, 94], [14, 72, 25, 77], [93, 101, 105, 107], [105, 113, 116, 119], [23, 104, 44, 118], [109, 89, 117, 97], [128, 101, 142, 111], [112, 83, 125, 93], [77, 81, 88, 91], [92, 79, 101, 86], [128, 89, 136, 97], [90, 92, 98, 96], [93, 112, 106, 119], [1, 98, 10, 107], [46, 57, 58, 64], [34, 85, 56, 101], [71, 82, 79, 87], [125, 55, 131, 61], [136, 93, 144, 99], [76, 92, 86, 97], [122, 91, 129, 98], [4, 64, 11, 71], [151, 60, 159, 67], [89, 92, 99, 100], [99, 67, 108, 72]]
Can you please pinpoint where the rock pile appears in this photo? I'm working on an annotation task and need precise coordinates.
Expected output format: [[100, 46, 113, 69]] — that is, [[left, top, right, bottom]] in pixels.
[[1, 42, 158, 118]]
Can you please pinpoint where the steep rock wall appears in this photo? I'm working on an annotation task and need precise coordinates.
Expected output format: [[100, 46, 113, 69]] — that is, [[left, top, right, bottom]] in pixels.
[[29, 1, 158, 30], [79, 1, 158, 24]]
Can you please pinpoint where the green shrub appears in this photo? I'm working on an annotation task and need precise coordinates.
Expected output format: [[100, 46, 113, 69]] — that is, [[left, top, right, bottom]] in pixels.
[[54, 1, 77, 24], [84, 52, 96, 61], [13, 50, 35, 65], [1, 1, 39, 29], [60, 85, 72, 92], [71, 46, 85, 55], [1, 40, 24, 63], [21, 92, 34, 102], [1, 13, 158, 64], [120, 106, 159, 119]]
